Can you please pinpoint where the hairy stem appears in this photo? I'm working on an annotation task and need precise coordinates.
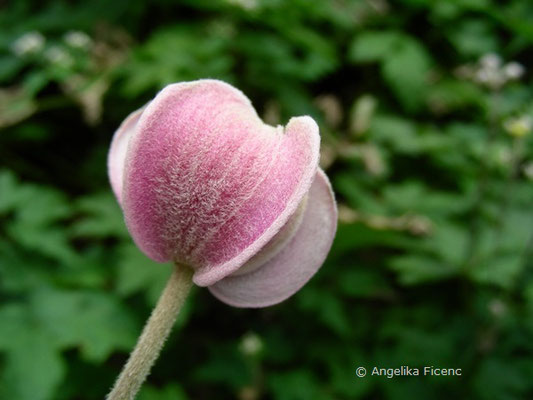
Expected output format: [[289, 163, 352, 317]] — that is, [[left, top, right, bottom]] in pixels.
[[106, 263, 193, 400]]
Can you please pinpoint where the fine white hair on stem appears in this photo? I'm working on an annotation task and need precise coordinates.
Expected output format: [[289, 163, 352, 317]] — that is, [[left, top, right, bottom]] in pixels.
[[106, 263, 193, 400]]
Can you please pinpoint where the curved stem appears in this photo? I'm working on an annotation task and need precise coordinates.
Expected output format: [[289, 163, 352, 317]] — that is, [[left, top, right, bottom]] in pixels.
[[107, 263, 193, 400]]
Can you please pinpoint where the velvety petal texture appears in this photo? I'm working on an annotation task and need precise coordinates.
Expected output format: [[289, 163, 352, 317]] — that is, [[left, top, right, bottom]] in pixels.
[[108, 79, 337, 307], [209, 169, 337, 307]]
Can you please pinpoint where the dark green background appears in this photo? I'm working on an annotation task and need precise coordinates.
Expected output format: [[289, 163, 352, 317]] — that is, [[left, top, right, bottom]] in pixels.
[[1, 0, 533, 399]]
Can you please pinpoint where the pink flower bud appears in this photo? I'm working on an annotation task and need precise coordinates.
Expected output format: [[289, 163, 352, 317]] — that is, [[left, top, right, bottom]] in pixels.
[[108, 80, 337, 307]]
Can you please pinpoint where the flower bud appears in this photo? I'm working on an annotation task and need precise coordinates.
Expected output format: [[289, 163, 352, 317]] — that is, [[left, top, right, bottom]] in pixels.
[[108, 80, 337, 307]]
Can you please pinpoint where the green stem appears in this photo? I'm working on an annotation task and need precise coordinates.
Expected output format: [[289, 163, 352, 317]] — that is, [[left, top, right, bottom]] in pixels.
[[106, 263, 193, 400]]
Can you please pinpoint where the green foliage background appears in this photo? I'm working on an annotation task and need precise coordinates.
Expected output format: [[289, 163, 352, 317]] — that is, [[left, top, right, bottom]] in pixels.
[[1, 0, 533, 399]]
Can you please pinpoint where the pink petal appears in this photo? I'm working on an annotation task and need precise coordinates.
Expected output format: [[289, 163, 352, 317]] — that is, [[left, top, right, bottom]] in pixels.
[[107, 107, 144, 205], [208, 169, 337, 308], [121, 80, 320, 286]]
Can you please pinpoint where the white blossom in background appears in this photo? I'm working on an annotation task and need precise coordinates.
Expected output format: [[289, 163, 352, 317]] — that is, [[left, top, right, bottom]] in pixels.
[[503, 62, 525, 80], [11, 31, 45, 56], [45, 45, 73, 67], [239, 332, 263, 356], [480, 53, 502, 70], [488, 299, 507, 318], [475, 67, 505, 89], [226, 0, 258, 11], [64, 31, 92, 49], [475, 53, 505, 89], [503, 116, 532, 138], [457, 53, 526, 90]]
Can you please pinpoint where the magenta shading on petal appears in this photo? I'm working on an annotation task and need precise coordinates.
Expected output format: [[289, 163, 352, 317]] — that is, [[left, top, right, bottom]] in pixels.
[[192, 115, 320, 286], [208, 169, 337, 308], [121, 80, 321, 281]]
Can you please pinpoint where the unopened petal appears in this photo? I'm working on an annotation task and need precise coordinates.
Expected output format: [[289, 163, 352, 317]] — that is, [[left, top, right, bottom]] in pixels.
[[122, 80, 321, 282], [107, 107, 144, 205], [193, 115, 320, 286], [208, 169, 337, 308]]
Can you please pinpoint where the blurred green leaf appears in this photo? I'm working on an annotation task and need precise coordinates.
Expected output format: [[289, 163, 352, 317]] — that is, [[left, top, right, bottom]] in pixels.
[[350, 32, 432, 110], [71, 191, 128, 239], [0, 56, 25, 82], [121, 26, 233, 96], [473, 358, 532, 400], [427, 79, 485, 113], [138, 384, 188, 400], [0, 241, 49, 291], [30, 287, 138, 362], [297, 287, 351, 337], [0, 304, 65, 400], [0, 172, 76, 263], [369, 114, 419, 153], [338, 267, 393, 298], [383, 181, 472, 217], [468, 254, 523, 289], [448, 18, 499, 57], [389, 255, 459, 285], [382, 38, 432, 111], [269, 370, 330, 400], [192, 343, 250, 389], [115, 243, 173, 305], [349, 31, 402, 63]]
